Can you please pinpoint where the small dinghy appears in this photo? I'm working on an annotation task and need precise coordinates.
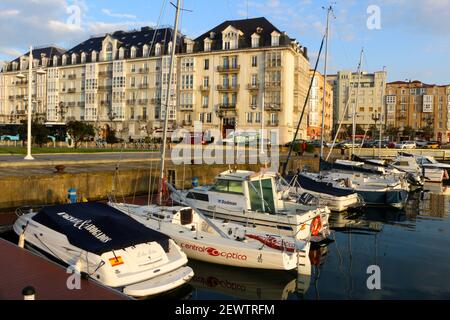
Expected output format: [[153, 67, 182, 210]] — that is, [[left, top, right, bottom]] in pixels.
[[13, 202, 193, 297]]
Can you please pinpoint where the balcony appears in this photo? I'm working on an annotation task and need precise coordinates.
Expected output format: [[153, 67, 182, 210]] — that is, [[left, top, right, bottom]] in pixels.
[[218, 103, 237, 111], [217, 65, 240, 73], [78, 102, 85, 107], [138, 68, 150, 73], [139, 83, 149, 89], [127, 99, 136, 105], [8, 95, 14, 100], [199, 85, 210, 92], [100, 100, 111, 106], [67, 88, 76, 94], [247, 83, 260, 91], [265, 82, 281, 89], [138, 99, 148, 105], [182, 120, 192, 126], [98, 71, 112, 77], [15, 80, 28, 86], [180, 104, 194, 110], [98, 85, 112, 91], [267, 120, 279, 127], [15, 95, 24, 99], [151, 98, 161, 104], [67, 102, 76, 107], [68, 74, 77, 80], [265, 103, 282, 111], [217, 84, 240, 92]]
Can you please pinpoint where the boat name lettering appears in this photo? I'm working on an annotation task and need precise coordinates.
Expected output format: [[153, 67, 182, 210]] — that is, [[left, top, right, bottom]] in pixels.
[[218, 200, 238, 206], [56, 212, 112, 243], [180, 243, 247, 260]]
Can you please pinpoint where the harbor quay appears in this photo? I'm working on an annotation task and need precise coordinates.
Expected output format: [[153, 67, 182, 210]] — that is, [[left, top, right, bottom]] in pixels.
[[0, 151, 320, 211]]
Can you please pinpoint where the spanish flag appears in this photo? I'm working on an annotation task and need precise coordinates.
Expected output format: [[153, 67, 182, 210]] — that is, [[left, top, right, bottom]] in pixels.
[[109, 256, 124, 267]]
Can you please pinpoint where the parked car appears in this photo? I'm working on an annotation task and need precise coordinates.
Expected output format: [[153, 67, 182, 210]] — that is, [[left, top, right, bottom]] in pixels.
[[284, 139, 305, 147], [337, 140, 361, 149], [223, 131, 263, 146], [0, 134, 20, 141], [424, 141, 440, 149], [395, 141, 416, 149], [415, 140, 428, 148]]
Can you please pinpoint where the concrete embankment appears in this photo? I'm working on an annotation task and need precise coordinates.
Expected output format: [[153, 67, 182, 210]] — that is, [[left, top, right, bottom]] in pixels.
[[0, 154, 319, 211]]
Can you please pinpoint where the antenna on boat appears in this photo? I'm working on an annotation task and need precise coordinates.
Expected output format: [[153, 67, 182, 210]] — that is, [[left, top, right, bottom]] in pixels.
[[319, 5, 335, 160], [159, 0, 191, 204]]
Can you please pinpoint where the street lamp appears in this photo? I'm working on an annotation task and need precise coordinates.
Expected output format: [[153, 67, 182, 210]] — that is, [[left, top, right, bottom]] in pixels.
[[16, 46, 46, 160], [372, 112, 380, 138]]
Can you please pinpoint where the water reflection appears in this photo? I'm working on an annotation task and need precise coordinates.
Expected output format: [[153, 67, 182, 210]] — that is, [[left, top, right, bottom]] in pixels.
[[187, 183, 450, 300]]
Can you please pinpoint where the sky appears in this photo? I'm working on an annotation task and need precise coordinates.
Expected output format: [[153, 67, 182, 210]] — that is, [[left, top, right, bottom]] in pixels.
[[0, 0, 449, 84]]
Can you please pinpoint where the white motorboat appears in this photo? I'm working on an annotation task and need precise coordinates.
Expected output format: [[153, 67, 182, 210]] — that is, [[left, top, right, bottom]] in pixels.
[[13, 202, 194, 297], [110, 201, 312, 273], [299, 171, 409, 209], [280, 173, 364, 212], [170, 169, 331, 242], [391, 155, 445, 183]]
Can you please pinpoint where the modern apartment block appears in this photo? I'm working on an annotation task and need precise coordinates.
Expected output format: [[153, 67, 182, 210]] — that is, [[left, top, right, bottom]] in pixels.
[[385, 81, 450, 142], [307, 70, 333, 141], [328, 70, 387, 133], [0, 17, 311, 144]]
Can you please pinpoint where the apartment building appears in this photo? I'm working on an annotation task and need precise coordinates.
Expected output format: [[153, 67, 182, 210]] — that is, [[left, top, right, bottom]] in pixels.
[[0, 18, 311, 144], [385, 81, 450, 142], [307, 70, 333, 141], [328, 70, 387, 134]]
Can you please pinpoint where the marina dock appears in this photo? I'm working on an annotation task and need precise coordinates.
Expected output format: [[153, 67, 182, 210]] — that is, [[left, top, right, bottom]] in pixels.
[[0, 238, 130, 300]]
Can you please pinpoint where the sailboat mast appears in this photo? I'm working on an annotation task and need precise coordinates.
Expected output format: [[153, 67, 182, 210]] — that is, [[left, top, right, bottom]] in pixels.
[[320, 6, 332, 159], [351, 48, 364, 157], [159, 0, 181, 203], [379, 66, 386, 158]]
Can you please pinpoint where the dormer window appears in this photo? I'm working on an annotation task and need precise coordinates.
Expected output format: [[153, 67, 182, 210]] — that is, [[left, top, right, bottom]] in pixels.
[[119, 47, 124, 59], [71, 53, 77, 64], [62, 55, 67, 66], [185, 39, 194, 54], [131, 46, 137, 59], [53, 56, 58, 66], [251, 33, 260, 48], [143, 44, 149, 57], [106, 42, 113, 60], [92, 50, 97, 62], [168, 41, 173, 54], [81, 52, 86, 63], [271, 31, 280, 46], [204, 38, 212, 52], [155, 43, 161, 56], [221, 26, 242, 50]]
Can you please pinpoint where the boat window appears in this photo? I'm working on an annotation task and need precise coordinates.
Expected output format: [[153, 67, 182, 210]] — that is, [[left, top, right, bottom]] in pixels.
[[228, 181, 243, 193], [186, 192, 209, 202], [211, 179, 243, 194], [249, 178, 275, 214], [211, 179, 228, 192]]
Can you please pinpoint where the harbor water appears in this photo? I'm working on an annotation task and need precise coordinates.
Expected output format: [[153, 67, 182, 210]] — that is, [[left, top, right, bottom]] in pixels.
[[180, 183, 450, 300]]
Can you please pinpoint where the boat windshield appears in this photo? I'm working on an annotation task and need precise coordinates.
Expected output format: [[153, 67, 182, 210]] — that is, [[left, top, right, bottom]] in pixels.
[[249, 178, 276, 214], [211, 179, 244, 194]]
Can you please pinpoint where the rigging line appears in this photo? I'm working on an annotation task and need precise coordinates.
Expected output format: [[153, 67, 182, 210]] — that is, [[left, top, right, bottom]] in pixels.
[[147, 158, 154, 206], [149, 0, 168, 55], [281, 34, 326, 176]]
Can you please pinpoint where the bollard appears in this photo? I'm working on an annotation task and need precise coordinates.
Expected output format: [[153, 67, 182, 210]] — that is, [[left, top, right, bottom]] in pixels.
[[67, 188, 78, 204], [22, 286, 36, 300]]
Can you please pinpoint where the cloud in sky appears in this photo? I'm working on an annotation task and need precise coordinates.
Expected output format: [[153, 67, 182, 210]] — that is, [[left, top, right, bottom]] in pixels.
[[101, 9, 137, 20]]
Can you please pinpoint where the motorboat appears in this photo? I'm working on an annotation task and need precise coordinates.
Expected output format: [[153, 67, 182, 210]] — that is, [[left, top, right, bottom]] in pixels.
[[280, 172, 364, 212], [299, 171, 409, 209], [110, 200, 312, 273], [169, 169, 331, 242], [390, 155, 445, 183], [13, 202, 194, 297]]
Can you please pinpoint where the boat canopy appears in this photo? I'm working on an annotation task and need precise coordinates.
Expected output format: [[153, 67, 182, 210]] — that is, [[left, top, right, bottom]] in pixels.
[[320, 158, 383, 175], [32, 202, 170, 255], [296, 173, 356, 197]]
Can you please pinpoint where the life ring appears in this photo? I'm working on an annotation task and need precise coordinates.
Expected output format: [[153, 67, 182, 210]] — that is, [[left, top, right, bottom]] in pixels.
[[311, 216, 322, 237]]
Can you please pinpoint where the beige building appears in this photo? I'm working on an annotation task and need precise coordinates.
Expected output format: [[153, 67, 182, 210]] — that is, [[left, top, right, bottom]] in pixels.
[[385, 81, 450, 142], [0, 18, 311, 144], [307, 70, 333, 141], [328, 70, 387, 135]]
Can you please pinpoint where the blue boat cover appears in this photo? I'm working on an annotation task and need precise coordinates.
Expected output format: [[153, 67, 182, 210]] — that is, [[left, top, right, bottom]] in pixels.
[[32, 202, 170, 255], [320, 158, 383, 175], [291, 173, 355, 197]]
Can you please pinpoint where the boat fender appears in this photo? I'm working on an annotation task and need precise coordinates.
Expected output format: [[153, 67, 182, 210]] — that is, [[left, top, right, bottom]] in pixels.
[[311, 216, 322, 237]]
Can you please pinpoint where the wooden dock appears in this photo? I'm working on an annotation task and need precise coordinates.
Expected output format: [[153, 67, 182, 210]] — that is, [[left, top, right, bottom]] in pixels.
[[0, 238, 130, 300]]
